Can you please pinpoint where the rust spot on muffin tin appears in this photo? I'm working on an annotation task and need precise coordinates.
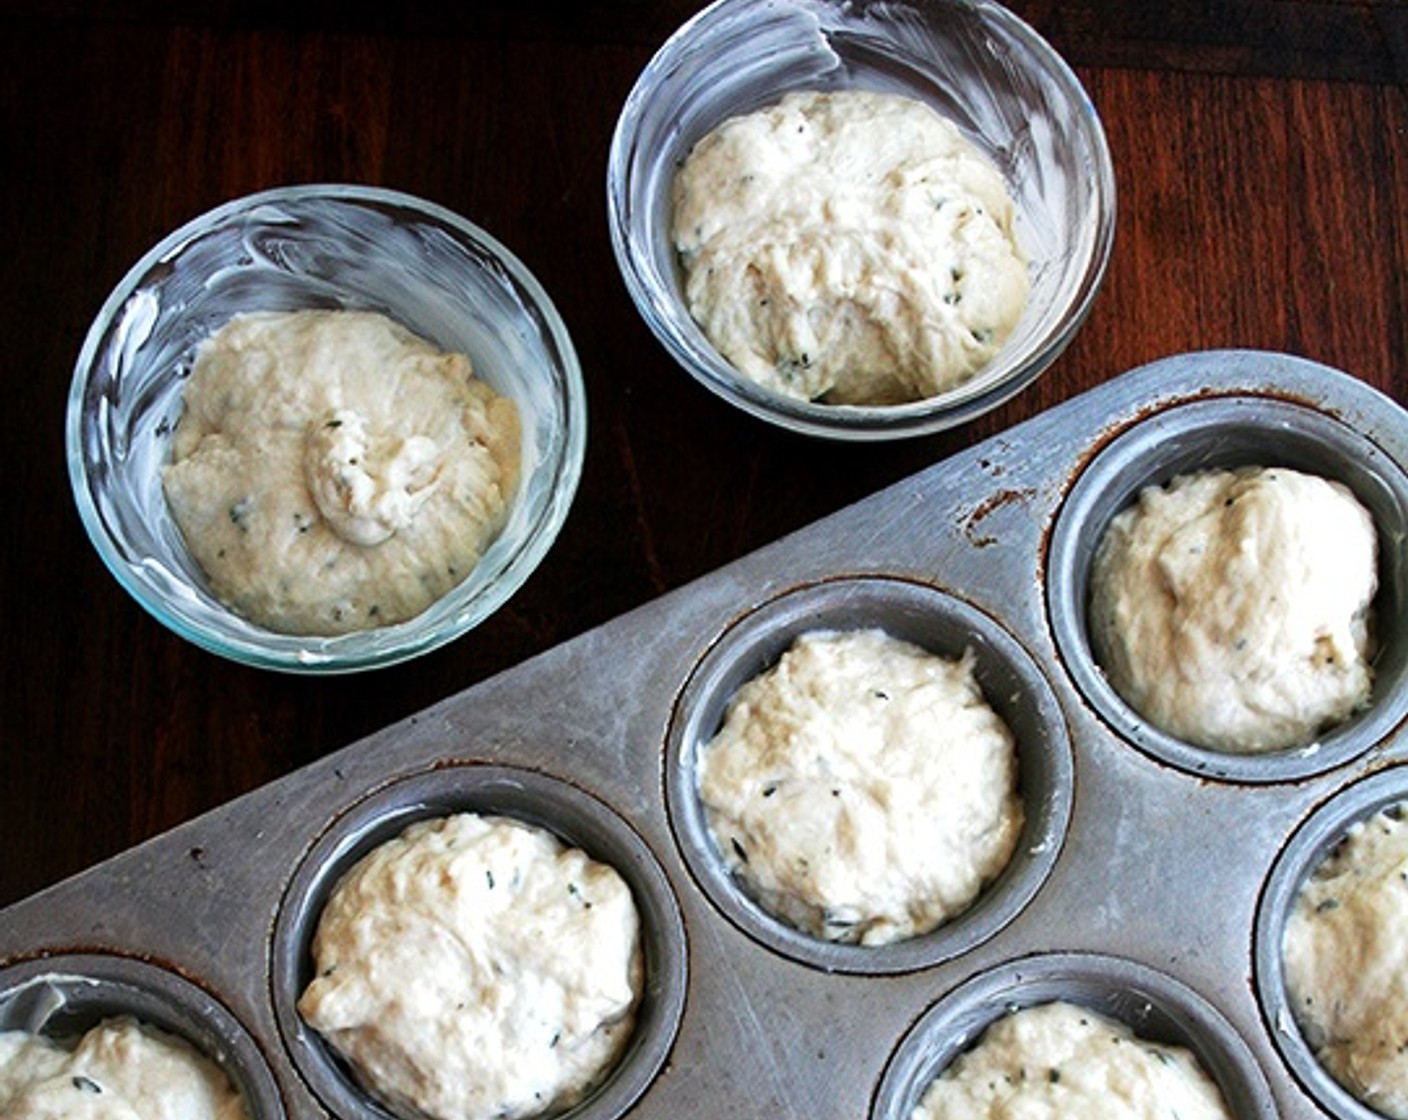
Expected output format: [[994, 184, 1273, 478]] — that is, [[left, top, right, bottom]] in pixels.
[[960, 487, 1037, 547]]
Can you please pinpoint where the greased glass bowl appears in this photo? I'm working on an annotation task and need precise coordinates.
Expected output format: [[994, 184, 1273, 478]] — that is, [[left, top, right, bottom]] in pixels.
[[67, 184, 586, 673], [607, 0, 1116, 441]]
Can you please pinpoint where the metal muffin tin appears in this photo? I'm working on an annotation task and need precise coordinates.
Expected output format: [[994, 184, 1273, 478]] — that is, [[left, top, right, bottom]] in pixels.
[[5, 349, 1407, 1120]]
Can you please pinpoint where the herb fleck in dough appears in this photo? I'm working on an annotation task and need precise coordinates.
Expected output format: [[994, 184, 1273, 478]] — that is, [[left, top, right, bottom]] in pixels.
[[0, 1017, 249, 1120], [697, 629, 1022, 946], [297, 813, 642, 1120], [671, 89, 1029, 405], [1089, 466, 1377, 753], [912, 1001, 1232, 1120], [1284, 801, 1408, 1118], [162, 309, 520, 636]]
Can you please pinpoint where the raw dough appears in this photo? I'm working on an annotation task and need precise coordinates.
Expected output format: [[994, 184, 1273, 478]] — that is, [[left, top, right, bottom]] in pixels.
[[1284, 800, 1408, 1117], [671, 89, 1029, 406], [163, 309, 520, 635], [298, 813, 641, 1120], [1089, 466, 1377, 752], [0, 1017, 249, 1120], [913, 1001, 1232, 1119], [696, 629, 1023, 946]]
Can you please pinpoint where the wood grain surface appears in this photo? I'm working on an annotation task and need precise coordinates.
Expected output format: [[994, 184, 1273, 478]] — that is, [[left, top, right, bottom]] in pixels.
[[1, 1, 1404, 909]]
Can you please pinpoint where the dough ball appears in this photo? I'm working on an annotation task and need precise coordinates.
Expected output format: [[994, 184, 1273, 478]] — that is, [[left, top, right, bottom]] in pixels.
[[163, 309, 520, 636], [913, 1001, 1232, 1120], [1284, 801, 1408, 1117], [0, 1017, 248, 1120], [297, 813, 642, 1120], [696, 628, 1023, 946], [1089, 466, 1377, 752], [671, 89, 1029, 405]]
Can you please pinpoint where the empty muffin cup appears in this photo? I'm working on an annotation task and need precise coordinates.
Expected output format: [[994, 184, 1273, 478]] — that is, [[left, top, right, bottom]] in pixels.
[[1256, 762, 1408, 1120], [0, 952, 282, 1119], [871, 951, 1275, 1119], [665, 575, 1073, 974], [270, 764, 687, 1120], [1048, 391, 1408, 783]]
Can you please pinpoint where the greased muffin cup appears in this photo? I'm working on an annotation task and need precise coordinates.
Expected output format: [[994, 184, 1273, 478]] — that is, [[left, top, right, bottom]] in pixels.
[[1047, 393, 1408, 783], [270, 765, 687, 1120], [1255, 762, 1408, 1120], [665, 576, 1073, 974], [872, 952, 1276, 1119], [0, 953, 283, 1120], [8, 350, 1408, 1119]]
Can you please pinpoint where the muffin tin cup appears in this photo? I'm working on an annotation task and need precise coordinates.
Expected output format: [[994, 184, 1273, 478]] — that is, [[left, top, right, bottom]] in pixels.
[[1048, 393, 1408, 783], [665, 576, 1074, 975], [871, 951, 1276, 1119], [269, 764, 687, 1120], [0, 952, 284, 1119], [1255, 761, 1408, 1120], [607, 0, 1116, 439]]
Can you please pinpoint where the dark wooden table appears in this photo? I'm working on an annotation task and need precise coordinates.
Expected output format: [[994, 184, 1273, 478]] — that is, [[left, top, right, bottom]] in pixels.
[[1, 0, 1404, 911]]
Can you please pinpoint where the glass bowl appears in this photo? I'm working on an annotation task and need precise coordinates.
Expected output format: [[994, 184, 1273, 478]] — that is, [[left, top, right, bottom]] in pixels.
[[607, 0, 1116, 440], [67, 184, 586, 673]]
